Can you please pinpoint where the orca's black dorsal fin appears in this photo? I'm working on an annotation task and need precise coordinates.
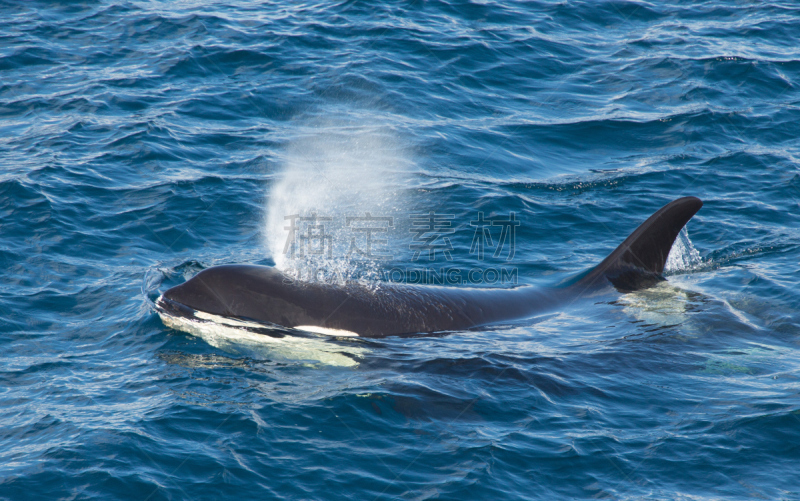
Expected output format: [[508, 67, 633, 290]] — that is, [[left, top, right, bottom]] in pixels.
[[577, 196, 703, 291]]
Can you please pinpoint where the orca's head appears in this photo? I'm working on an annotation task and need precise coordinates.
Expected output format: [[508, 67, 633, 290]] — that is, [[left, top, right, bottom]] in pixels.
[[159, 267, 232, 317], [159, 265, 283, 315], [158, 264, 302, 325]]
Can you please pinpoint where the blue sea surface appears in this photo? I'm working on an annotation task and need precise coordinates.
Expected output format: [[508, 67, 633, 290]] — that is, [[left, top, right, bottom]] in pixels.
[[2, 1, 800, 499]]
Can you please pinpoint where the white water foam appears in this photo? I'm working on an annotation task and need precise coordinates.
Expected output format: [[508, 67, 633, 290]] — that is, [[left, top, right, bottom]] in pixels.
[[665, 227, 702, 273]]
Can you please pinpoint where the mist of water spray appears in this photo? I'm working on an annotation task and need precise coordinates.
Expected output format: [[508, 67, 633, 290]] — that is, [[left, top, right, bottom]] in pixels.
[[265, 123, 410, 282]]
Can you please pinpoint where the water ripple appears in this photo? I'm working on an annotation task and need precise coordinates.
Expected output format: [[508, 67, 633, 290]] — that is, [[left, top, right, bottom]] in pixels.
[[1, 0, 799, 499]]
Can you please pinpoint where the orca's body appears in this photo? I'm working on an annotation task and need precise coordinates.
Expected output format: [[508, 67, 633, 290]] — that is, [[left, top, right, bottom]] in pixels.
[[157, 197, 703, 338]]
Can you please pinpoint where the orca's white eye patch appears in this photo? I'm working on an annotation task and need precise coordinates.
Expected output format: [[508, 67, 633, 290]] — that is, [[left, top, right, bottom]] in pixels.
[[295, 325, 360, 337]]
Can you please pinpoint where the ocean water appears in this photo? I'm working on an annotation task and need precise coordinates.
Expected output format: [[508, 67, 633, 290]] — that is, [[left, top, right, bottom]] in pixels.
[[2, 0, 799, 499]]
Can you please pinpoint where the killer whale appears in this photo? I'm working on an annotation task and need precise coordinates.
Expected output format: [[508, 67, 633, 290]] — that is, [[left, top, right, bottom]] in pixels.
[[156, 197, 702, 338]]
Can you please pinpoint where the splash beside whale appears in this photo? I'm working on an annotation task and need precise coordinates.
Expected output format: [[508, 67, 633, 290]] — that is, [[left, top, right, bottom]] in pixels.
[[156, 197, 703, 338]]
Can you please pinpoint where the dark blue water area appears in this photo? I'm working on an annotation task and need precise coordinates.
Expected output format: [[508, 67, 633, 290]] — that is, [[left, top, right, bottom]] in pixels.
[[2, 0, 800, 499]]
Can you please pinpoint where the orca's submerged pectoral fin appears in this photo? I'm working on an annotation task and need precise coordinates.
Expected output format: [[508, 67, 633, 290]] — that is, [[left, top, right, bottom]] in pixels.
[[576, 196, 703, 292]]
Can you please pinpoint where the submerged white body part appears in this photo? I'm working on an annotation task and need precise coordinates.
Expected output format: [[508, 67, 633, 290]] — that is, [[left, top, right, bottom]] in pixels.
[[157, 295, 367, 367]]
